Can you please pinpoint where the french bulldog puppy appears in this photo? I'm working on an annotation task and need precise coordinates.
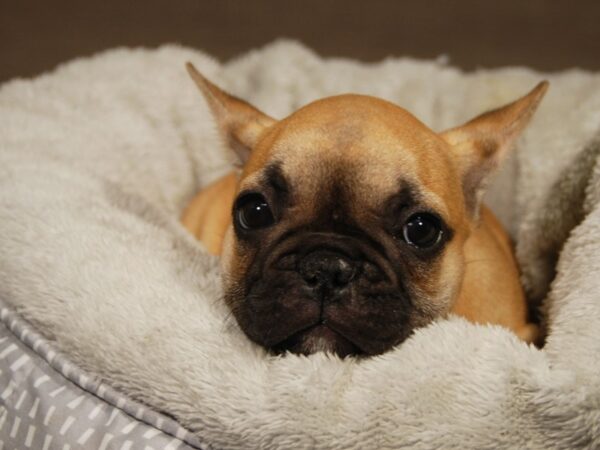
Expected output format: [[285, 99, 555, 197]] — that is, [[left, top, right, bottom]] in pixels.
[[182, 63, 546, 357]]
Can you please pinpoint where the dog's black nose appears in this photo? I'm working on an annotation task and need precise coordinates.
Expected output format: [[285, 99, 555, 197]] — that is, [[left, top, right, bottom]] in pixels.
[[298, 250, 357, 290]]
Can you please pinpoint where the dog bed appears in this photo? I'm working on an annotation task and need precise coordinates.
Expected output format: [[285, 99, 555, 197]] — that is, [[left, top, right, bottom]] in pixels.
[[1, 41, 600, 449]]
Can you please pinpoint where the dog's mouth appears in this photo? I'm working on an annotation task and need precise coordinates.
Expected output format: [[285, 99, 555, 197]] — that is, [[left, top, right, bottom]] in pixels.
[[271, 322, 363, 358]]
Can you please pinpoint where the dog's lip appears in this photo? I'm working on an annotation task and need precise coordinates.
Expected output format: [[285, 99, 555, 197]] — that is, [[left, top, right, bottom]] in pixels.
[[271, 320, 367, 356], [319, 321, 366, 351]]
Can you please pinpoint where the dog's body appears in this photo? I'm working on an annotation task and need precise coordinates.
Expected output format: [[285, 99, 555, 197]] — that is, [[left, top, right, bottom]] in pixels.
[[182, 63, 545, 357]]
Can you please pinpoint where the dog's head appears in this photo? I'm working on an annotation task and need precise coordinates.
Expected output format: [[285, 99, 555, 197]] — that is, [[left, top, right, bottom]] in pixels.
[[187, 63, 547, 357]]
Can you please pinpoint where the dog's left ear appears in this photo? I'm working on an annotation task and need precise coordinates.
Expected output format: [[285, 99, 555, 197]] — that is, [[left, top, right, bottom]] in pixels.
[[186, 62, 276, 164], [441, 81, 548, 217]]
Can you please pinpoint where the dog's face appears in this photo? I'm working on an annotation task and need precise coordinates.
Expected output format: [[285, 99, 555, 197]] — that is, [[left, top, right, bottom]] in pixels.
[[187, 64, 547, 357], [223, 96, 471, 357]]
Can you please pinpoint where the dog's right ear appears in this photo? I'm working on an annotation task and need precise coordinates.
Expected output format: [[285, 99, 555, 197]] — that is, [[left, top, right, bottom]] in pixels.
[[186, 62, 276, 164]]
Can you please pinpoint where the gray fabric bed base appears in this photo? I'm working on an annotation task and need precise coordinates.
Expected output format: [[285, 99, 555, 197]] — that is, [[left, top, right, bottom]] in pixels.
[[0, 298, 206, 450]]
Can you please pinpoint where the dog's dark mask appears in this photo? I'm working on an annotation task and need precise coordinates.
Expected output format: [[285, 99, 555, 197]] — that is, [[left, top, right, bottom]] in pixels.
[[223, 163, 454, 358]]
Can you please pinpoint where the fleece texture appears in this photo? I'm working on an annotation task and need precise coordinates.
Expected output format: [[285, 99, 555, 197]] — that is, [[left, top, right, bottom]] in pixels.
[[1, 41, 600, 449]]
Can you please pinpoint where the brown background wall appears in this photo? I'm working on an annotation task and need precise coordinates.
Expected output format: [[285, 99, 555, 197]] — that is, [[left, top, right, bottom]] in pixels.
[[1, 0, 599, 82]]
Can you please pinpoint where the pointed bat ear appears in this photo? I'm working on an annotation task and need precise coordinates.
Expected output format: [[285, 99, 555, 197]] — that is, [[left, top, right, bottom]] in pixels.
[[440, 81, 549, 217], [186, 62, 276, 164]]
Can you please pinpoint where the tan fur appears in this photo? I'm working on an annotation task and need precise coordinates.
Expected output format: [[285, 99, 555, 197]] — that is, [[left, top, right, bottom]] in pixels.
[[181, 173, 237, 255], [452, 207, 539, 343], [182, 63, 546, 346]]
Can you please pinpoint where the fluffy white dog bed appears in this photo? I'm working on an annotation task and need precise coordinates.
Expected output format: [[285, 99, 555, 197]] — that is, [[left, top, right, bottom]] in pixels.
[[1, 41, 600, 449]]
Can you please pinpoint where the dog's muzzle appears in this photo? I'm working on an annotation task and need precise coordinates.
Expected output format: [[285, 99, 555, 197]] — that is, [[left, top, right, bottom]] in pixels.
[[232, 231, 411, 358]]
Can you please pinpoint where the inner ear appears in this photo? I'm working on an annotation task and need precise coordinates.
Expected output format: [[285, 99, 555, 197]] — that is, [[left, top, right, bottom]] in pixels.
[[441, 81, 548, 217], [186, 62, 277, 164]]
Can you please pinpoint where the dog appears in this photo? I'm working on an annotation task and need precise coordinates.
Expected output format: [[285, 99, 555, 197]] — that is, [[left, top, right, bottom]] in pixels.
[[182, 62, 546, 357]]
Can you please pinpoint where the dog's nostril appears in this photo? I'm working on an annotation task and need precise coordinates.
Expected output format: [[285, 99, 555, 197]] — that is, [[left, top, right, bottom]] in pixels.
[[306, 275, 319, 286], [333, 258, 355, 286]]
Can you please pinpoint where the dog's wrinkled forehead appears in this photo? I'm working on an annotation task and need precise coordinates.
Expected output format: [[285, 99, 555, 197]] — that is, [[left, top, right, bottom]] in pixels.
[[240, 95, 460, 220]]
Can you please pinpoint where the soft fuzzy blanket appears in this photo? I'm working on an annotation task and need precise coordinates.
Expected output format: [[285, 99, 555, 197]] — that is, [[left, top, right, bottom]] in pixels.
[[1, 41, 600, 449]]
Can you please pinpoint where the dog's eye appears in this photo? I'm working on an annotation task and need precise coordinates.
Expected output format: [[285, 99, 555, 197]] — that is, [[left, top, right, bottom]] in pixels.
[[235, 193, 274, 231], [402, 213, 442, 248]]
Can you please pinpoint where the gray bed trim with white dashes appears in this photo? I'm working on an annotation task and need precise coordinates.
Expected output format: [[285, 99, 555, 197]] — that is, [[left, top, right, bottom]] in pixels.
[[0, 298, 208, 450]]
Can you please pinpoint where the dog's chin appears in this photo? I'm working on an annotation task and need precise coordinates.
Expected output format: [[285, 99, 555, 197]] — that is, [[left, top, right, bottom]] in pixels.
[[271, 324, 362, 358]]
